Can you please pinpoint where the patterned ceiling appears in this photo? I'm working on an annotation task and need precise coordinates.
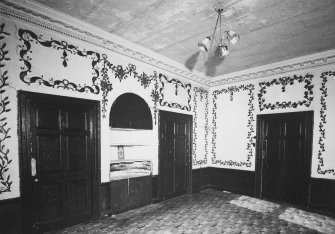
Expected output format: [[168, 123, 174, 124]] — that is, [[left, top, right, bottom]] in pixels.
[[31, 0, 335, 78]]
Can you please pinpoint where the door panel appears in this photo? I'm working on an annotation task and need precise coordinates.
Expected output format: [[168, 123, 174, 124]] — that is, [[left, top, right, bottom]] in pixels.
[[175, 168, 186, 192], [37, 183, 62, 222], [162, 170, 175, 195], [66, 108, 87, 130], [37, 134, 61, 173], [175, 138, 187, 164], [256, 111, 313, 207], [19, 92, 99, 234], [67, 136, 88, 170], [67, 180, 88, 215], [159, 111, 192, 200], [176, 122, 186, 135], [36, 104, 59, 129]]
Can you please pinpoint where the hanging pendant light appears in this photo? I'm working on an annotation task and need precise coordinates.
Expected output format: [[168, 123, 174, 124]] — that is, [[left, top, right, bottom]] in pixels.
[[198, 36, 211, 52], [218, 43, 230, 58], [197, 5, 240, 58], [226, 30, 240, 45]]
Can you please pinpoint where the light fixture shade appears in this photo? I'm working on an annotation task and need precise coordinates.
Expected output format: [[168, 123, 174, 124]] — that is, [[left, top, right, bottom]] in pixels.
[[198, 36, 211, 52], [226, 30, 240, 45], [218, 44, 230, 58]]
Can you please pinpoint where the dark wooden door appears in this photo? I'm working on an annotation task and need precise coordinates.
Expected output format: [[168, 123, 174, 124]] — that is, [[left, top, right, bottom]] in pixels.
[[256, 111, 313, 206], [159, 111, 192, 200], [19, 92, 100, 234]]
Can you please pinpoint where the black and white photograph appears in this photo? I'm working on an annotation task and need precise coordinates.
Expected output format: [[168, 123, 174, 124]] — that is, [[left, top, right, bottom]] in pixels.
[[0, 0, 335, 233]]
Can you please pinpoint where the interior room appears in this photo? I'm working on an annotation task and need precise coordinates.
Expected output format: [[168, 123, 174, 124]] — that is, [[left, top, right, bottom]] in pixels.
[[1, 0, 335, 233]]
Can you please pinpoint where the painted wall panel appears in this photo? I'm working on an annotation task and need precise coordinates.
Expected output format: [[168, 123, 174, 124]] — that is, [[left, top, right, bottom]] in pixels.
[[192, 87, 209, 169], [211, 84, 255, 170], [313, 71, 335, 177], [192, 87, 209, 168]]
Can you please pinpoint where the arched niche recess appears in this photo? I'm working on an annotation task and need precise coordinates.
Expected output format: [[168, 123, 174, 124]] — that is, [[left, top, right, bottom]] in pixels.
[[110, 93, 153, 130]]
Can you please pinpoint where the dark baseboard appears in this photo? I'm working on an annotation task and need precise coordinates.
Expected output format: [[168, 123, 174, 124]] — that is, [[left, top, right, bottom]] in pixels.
[[100, 182, 111, 218], [207, 167, 255, 196], [192, 167, 255, 196], [152, 175, 159, 202], [309, 177, 335, 213], [0, 197, 22, 234], [192, 168, 210, 193]]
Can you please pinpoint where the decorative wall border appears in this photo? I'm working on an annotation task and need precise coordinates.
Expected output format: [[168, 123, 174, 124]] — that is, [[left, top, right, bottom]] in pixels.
[[18, 28, 101, 94], [258, 74, 314, 111], [192, 87, 209, 166], [0, 23, 12, 194], [317, 71, 335, 175], [150, 78, 161, 125], [211, 84, 255, 167], [158, 74, 192, 111], [100, 54, 113, 118]]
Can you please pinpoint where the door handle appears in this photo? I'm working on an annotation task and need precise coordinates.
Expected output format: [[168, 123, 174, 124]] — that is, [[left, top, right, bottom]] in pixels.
[[31, 158, 37, 177]]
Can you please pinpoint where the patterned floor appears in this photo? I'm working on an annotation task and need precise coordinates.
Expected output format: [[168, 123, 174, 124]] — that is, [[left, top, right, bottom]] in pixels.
[[52, 190, 335, 234]]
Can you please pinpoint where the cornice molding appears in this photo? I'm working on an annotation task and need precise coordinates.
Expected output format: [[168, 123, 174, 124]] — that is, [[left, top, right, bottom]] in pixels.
[[1, 0, 335, 87], [0, 0, 209, 86], [210, 49, 335, 86]]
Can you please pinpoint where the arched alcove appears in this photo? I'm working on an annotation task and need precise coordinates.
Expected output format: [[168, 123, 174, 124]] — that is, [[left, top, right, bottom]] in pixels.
[[110, 93, 153, 130]]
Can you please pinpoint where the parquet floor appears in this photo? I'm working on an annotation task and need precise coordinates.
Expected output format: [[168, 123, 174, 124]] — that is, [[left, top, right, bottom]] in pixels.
[[52, 190, 335, 234]]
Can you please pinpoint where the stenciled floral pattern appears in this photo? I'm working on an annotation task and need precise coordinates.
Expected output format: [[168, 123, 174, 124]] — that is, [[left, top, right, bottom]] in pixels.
[[150, 77, 161, 125], [100, 54, 113, 118], [192, 87, 209, 166], [159, 74, 192, 111], [258, 74, 314, 111], [0, 23, 12, 194], [18, 28, 101, 94], [317, 71, 335, 175], [211, 84, 256, 168]]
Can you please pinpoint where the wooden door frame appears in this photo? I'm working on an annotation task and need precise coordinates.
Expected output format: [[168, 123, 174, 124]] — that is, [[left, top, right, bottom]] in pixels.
[[254, 111, 314, 205], [18, 91, 101, 232], [158, 110, 193, 200]]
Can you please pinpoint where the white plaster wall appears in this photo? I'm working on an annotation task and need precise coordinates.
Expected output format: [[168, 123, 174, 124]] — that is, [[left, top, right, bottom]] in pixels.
[[0, 15, 206, 200], [210, 63, 335, 180]]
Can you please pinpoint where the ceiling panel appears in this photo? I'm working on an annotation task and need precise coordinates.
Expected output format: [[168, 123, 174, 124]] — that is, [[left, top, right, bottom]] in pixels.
[[33, 0, 335, 77]]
